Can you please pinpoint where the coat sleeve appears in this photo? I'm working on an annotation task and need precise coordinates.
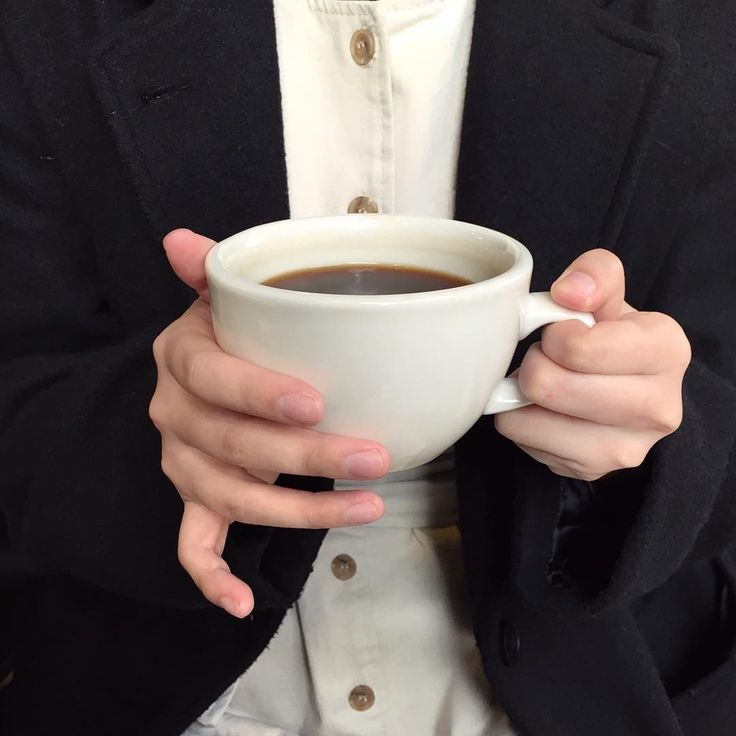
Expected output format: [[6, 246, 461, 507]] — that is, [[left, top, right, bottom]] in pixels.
[[0, 40, 293, 610], [516, 123, 736, 614]]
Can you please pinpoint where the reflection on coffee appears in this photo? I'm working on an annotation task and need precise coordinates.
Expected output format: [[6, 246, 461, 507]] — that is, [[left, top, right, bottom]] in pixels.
[[262, 264, 472, 295]]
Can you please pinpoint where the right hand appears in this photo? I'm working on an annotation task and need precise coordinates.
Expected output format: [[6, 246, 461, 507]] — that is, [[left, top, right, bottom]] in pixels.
[[150, 229, 389, 618]]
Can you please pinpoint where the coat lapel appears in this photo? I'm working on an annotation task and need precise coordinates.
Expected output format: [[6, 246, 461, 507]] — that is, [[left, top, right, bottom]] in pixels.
[[88, 0, 289, 240], [456, 0, 679, 288]]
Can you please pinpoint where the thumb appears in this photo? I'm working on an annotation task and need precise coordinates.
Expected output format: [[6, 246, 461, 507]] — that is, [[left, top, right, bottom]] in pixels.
[[162, 228, 216, 301], [550, 248, 627, 321]]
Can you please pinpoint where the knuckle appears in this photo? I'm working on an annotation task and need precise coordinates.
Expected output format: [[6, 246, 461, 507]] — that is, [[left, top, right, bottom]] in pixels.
[[239, 380, 276, 422], [180, 347, 204, 394], [519, 361, 561, 407], [152, 333, 165, 363], [493, 411, 514, 438], [679, 343, 693, 371], [610, 254, 625, 281], [591, 248, 624, 278], [557, 330, 592, 370], [301, 504, 325, 530], [160, 450, 176, 481], [159, 442, 188, 492], [653, 402, 683, 435], [578, 469, 606, 482], [221, 428, 248, 466], [610, 439, 648, 471], [563, 457, 603, 482], [546, 463, 569, 478], [671, 327, 692, 370], [651, 313, 692, 369], [680, 331, 693, 367], [301, 497, 335, 529], [176, 540, 191, 571], [232, 374, 254, 413], [301, 442, 328, 477], [148, 394, 167, 430]]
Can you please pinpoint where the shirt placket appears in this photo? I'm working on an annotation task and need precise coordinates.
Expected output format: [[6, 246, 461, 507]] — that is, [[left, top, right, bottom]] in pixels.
[[314, 1, 394, 216], [297, 526, 390, 734]]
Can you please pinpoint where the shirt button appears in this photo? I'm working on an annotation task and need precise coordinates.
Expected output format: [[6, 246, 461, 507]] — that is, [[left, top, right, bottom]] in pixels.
[[331, 554, 357, 581], [349, 684, 375, 711], [347, 196, 379, 214], [498, 618, 520, 667], [350, 29, 375, 66]]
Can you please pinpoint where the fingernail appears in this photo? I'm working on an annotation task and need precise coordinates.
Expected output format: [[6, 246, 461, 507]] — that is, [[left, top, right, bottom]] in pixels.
[[220, 597, 243, 618], [278, 392, 321, 424], [344, 500, 381, 524], [556, 271, 596, 298], [342, 449, 385, 479]]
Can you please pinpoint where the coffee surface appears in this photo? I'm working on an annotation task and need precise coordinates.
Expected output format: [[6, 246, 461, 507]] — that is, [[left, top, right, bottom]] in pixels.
[[262, 264, 472, 295]]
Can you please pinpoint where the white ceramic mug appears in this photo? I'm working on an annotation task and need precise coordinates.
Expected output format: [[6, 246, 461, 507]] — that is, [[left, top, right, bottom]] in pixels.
[[206, 215, 593, 472]]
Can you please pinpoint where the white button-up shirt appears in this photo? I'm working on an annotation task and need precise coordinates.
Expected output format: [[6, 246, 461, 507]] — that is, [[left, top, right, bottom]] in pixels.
[[184, 1, 519, 733], [275, 0, 476, 219]]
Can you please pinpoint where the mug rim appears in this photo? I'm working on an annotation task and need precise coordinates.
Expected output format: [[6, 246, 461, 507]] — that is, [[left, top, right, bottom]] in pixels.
[[206, 214, 532, 306]]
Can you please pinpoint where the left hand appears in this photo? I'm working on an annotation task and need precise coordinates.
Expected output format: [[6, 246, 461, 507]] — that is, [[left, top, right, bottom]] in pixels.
[[495, 249, 691, 481]]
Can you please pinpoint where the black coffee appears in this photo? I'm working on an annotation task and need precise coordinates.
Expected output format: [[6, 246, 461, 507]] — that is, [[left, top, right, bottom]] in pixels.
[[262, 264, 472, 295]]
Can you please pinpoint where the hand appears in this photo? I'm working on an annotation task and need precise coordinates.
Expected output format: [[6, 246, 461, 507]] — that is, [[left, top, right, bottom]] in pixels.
[[495, 249, 691, 481], [150, 229, 389, 617]]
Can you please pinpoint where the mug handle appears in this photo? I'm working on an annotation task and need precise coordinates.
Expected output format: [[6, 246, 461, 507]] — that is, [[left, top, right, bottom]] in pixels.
[[483, 292, 595, 414]]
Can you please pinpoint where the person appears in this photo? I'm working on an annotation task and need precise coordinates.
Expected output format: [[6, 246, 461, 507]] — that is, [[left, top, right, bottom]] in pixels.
[[0, 1, 734, 735]]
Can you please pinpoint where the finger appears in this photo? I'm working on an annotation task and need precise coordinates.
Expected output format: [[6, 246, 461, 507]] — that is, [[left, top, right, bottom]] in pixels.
[[540, 311, 692, 375], [518, 342, 683, 430], [550, 248, 627, 321], [495, 404, 657, 476], [164, 323, 325, 426], [165, 439, 385, 528], [163, 229, 215, 301], [178, 501, 254, 617], [514, 443, 587, 480], [167, 388, 389, 479]]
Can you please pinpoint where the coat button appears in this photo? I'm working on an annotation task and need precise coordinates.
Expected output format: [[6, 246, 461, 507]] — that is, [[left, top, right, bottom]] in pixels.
[[331, 554, 357, 581], [347, 196, 379, 214], [350, 29, 376, 66], [499, 618, 520, 667], [349, 684, 375, 711]]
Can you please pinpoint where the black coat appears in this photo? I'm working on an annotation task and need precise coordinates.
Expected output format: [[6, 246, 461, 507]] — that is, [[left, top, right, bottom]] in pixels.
[[1, 1, 735, 735]]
